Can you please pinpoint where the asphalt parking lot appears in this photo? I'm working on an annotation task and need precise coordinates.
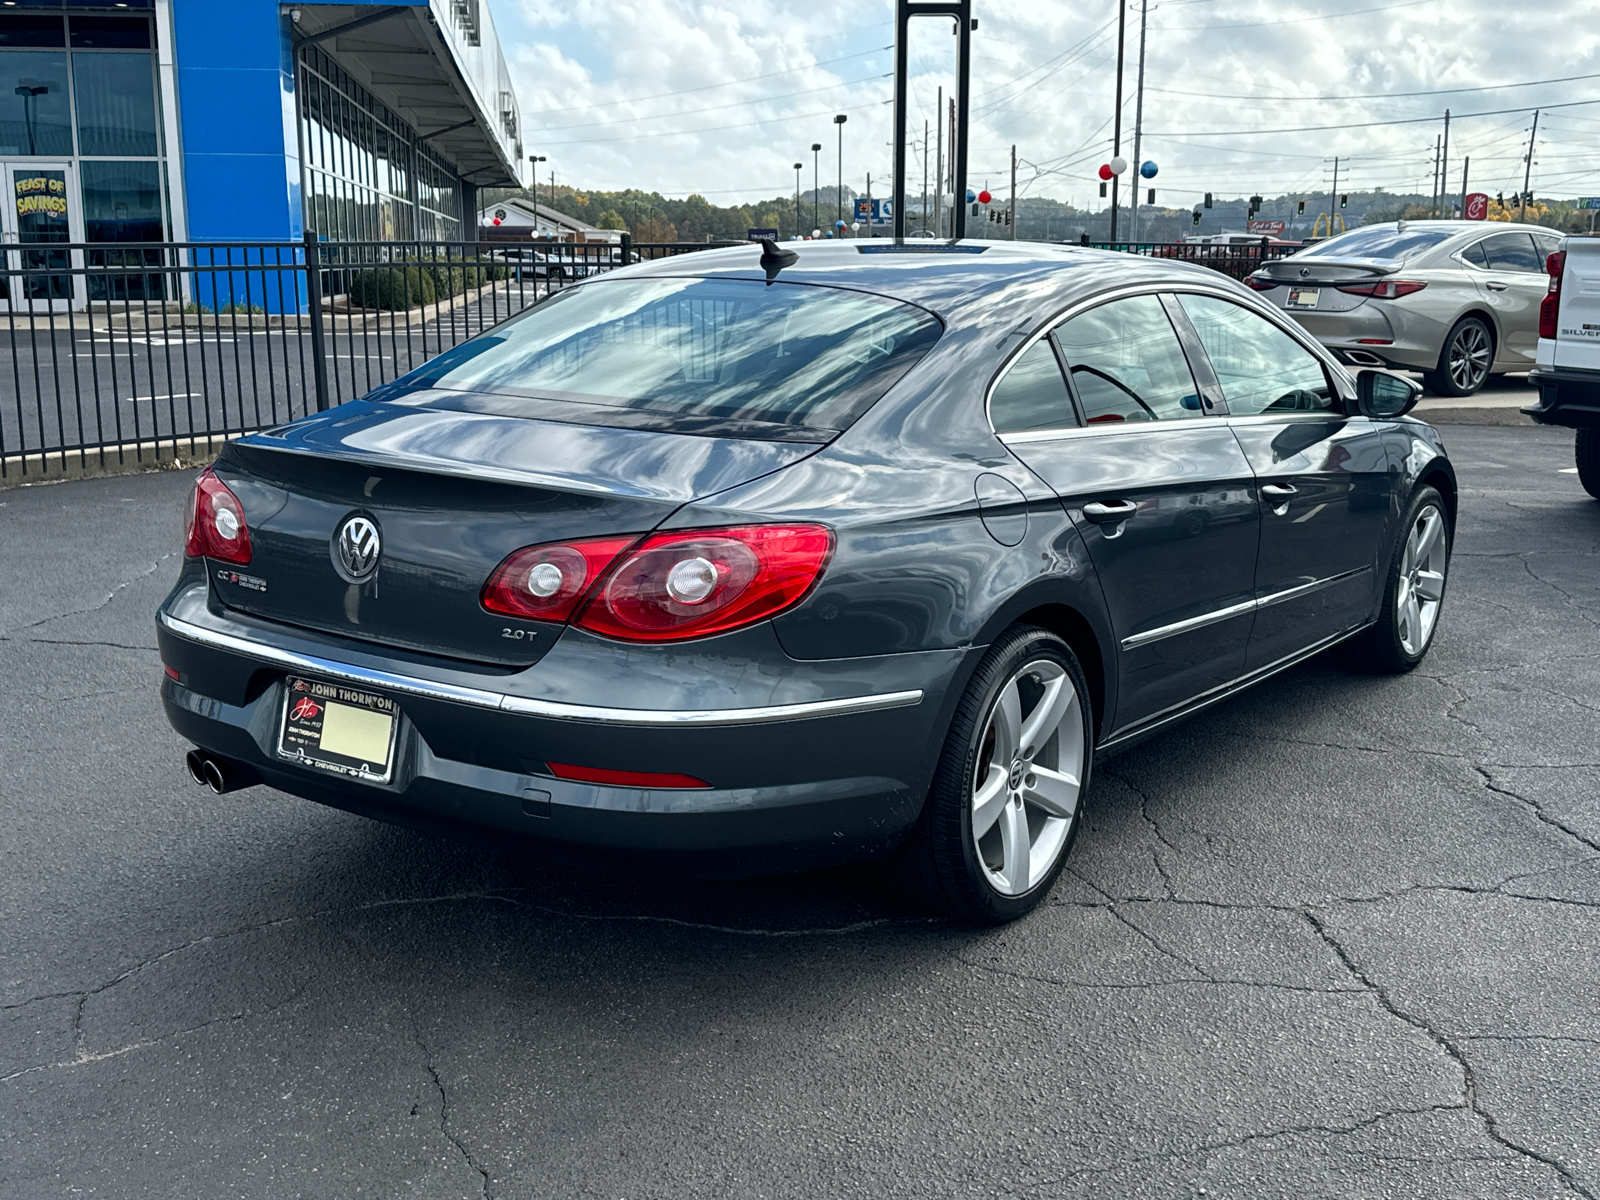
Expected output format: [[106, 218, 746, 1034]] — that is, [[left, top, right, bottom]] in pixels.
[[1, 423, 1596, 1198]]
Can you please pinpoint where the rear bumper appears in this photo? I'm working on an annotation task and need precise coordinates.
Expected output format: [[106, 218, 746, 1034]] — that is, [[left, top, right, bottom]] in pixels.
[[1525, 367, 1600, 430], [156, 593, 970, 877]]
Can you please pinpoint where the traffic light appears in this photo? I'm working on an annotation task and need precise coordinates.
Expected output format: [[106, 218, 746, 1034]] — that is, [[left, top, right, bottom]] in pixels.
[[1192, 209, 1202, 227], [1204, 192, 1213, 209], [1248, 195, 1263, 216], [1099, 181, 1107, 198], [1297, 200, 1306, 215], [1340, 194, 1348, 209], [1523, 189, 1534, 204], [1146, 188, 1155, 204], [1497, 192, 1505, 207]]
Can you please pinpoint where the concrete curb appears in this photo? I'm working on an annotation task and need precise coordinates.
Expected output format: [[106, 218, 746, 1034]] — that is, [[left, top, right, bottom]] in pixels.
[[0, 433, 238, 489], [1415, 405, 1536, 427]]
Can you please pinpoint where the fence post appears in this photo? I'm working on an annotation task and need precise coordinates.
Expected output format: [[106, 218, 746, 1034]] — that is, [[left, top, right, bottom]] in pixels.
[[303, 229, 330, 412], [620, 232, 632, 268]]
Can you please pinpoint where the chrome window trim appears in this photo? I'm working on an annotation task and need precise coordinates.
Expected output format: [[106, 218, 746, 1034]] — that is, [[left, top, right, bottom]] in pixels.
[[158, 612, 923, 727], [1117, 566, 1370, 651]]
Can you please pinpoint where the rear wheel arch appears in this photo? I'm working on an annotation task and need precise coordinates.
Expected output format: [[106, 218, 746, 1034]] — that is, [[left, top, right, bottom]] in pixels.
[[1418, 462, 1458, 530], [1459, 308, 1499, 356], [1004, 603, 1108, 742]]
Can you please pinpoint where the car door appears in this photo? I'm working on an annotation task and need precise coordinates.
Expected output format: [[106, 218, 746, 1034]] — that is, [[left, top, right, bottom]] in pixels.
[[1473, 231, 1548, 366], [1170, 292, 1394, 671], [993, 292, 1259, 733]]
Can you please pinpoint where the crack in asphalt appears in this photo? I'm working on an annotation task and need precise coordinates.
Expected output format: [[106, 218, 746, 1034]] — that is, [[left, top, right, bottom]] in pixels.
[[0, 636, 158, 652], [1304, 911, 1599, 1199], [1474, 765, 1600, 856], [0, 552, 173, 638], [416, 1032, 492, 1200]]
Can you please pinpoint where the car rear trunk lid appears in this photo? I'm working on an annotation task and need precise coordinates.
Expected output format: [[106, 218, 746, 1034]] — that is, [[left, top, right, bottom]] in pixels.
[[209, 400, 816, 666]]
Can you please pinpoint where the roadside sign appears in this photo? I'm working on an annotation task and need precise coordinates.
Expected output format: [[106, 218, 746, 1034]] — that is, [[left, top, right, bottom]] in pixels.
[[746, 228, 778, 241], [1580, 198, 1600, 210], [863, 198, 893, 224], [1464, 192, 1489, 221], [1247, 219, 1286, 235], [856, 199, 872, 223]]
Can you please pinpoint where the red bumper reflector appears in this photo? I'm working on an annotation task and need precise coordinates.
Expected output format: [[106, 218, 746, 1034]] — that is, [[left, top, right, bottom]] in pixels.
[[1355, 338, 1394, 345], [546, 762, 711, 790], [164, 665, 180, 681]]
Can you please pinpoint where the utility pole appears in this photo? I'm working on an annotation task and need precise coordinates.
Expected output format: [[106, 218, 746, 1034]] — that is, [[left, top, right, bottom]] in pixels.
[[1129, 0, 1149, 241], [1010, 144, 1017, 239], [923, 120, 929, 233], [949, 97, 957, 235], [1520, 109, 1539, 221], [1110, 0, 1127, 241], [934, 86, 943, 240], [1329, 156, 1339, 229], [866, 171, 873, 237], [794, 162, 803, 237], [1430, 135, 1440, 217], [1440, 109, 1450, 216], [1460, 156, 1470, 220]]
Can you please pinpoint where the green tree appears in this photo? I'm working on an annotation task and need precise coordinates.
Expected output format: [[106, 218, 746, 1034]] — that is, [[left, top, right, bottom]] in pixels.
[[596, 209, 627, 230]]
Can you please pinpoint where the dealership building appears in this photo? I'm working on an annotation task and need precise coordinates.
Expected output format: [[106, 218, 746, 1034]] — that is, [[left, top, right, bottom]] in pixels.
[[0, 0, 524, 259]]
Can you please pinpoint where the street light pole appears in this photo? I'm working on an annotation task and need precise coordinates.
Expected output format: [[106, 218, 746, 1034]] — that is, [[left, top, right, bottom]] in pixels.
[[793, 162, 803, 237], [1110, 0, 1127, 241], [811, 143, 822, 233], [834, 114, 847, 228], [528, 154, 546, 233]]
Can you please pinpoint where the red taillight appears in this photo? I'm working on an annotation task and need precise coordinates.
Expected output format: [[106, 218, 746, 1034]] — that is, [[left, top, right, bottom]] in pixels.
[[546, 762, 710, 789], [575, 524, 834, 643], [1334, 280, 1427, 299], [481, 535, 637, 623], [1540, 250, 1566, 340], [1244, 275, 1278, 291], [184, 467, 252, 565]]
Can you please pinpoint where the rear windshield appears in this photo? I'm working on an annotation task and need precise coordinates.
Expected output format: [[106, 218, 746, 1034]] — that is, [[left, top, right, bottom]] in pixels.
[[1297, 225, 1456, 262], [378, 276, 943, 441]]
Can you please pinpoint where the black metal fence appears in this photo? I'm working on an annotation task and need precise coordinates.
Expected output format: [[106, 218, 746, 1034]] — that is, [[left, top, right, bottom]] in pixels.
[[2, 233, 1291, 481], [1085, 237, 1296, 281], [0, 233, 738, 480]]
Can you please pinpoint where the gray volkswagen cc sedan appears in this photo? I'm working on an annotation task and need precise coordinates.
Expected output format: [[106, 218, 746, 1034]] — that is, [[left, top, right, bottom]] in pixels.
[[1247, 220, 1562, 396], [158, 240, 1456, 923]]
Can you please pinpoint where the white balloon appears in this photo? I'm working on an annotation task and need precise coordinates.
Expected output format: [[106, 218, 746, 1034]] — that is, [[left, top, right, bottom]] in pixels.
[[1110, 156, 1128, 175]]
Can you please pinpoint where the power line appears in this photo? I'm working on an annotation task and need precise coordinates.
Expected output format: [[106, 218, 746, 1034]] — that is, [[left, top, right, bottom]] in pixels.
[[1155, 0, 1436, 31], [1146, 68, 1600, 104], [1151, 96, 1600, 138]]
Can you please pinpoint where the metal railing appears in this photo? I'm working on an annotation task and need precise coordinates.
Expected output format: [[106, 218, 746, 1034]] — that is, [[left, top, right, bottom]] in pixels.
[[1084, 237, 1296, 281], [0, 233, 732, 480]]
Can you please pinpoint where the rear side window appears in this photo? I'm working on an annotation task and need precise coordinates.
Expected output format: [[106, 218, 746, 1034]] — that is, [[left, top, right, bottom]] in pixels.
[[1481, 232, 1542, 273], [990, 340, 1076, 433], [1460, 241, 1489, 269], [1176, 294, 1333, 416], [390, 277, 942, 439], [1297, 225, 1455, 262], [1053, 295, 1203, 424]]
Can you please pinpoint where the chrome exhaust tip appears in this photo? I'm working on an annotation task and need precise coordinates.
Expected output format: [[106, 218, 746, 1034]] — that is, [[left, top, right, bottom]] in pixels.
[[184, 749, 208, 787], [201, 757, 227, 794]]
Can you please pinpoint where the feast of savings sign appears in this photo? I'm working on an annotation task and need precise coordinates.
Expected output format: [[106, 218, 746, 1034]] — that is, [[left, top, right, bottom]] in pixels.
[[15, 174, 67, 217]]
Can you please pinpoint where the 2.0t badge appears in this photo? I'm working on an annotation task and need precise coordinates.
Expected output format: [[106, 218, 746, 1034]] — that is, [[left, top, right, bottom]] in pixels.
[[333, 514, 382, 582]]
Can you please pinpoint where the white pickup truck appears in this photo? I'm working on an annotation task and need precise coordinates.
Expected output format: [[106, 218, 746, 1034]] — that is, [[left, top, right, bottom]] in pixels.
[[1526, 235, 1600, 498]]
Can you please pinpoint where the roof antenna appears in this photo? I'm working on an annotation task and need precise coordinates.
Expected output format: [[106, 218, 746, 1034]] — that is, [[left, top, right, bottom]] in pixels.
[[758, 238, 797, 285]]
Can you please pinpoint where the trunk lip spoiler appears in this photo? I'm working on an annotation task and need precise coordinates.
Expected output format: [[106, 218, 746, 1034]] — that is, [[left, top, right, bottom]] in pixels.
[[157, 611, 922, 727]]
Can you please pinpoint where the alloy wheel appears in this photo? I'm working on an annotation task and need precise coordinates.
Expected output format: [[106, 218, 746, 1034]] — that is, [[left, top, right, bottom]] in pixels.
[[1447, 324, 1491, 392], [1396, 503, 1448, 656], [970, 659, 1086, 896]]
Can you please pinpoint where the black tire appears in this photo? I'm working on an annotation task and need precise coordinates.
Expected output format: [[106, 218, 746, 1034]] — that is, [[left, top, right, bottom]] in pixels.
[[1341, 485, 1452, 674], [1422, 316, 1494, 397], [1577, 429, 1600, 501], [891, 625, 1094, 924]]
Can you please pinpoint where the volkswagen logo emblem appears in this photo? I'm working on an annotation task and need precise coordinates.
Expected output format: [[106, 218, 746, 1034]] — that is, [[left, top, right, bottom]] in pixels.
[[333, 515, 382, 582]]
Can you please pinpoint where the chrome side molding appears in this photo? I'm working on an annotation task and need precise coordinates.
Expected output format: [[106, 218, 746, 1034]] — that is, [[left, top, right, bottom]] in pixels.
[[1119, 567, 1371, 651], [158, 612, 923, 727]]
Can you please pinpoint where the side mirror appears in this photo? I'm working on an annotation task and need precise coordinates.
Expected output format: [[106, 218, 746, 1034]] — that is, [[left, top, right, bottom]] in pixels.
[[1354, 368, 1421, 418]]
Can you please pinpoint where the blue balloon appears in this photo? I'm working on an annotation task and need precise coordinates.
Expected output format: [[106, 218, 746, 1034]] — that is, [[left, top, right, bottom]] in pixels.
[[966, 189, 976, 203], [1140, 160, 1158, 179], [836, 219, 846, 228]]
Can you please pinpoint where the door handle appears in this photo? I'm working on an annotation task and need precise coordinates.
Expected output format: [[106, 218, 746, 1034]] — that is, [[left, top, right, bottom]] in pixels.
[[1082, 499, 1138, 524], [1486, 281, 1508, 292], [1260, 484, 1297, 500]]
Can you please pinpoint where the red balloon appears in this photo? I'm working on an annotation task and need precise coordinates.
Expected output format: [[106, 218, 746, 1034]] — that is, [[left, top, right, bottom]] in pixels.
[[1098, 163, 1113, 181], [978, 189, 992, 204], [492, 217, 502, 226]]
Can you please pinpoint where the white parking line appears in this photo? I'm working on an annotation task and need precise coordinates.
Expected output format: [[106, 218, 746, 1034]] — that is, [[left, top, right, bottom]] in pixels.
[[1560, 467, 1579, 474], [123, 392, 202, 403]]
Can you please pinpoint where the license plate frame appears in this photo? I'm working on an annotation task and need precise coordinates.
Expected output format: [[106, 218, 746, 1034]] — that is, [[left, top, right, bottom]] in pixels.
[[1287, 286, 1321, 309], [277, 676, 400, 784]]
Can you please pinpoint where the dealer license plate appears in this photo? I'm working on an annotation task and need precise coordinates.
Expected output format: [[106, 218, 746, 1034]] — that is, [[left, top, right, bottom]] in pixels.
[[277, 676, 399, 783], [1287, 287, 1320, 309]]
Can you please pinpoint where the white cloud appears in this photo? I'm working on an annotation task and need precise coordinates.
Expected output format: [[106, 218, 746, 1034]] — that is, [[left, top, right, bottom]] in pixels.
[[491, 0, 1600, 207]]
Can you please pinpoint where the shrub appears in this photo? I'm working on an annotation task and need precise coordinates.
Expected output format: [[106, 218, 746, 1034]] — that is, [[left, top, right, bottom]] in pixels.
[[347, 265, 437, 310]]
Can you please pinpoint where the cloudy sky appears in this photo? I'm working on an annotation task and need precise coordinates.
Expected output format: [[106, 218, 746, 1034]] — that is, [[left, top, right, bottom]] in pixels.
[[488, 0, 1600, 211]]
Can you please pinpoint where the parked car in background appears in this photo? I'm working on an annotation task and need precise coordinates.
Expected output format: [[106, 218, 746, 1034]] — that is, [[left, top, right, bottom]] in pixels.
[[1246, 221, 1563, 396], [158, 241, 1455, 924], [1525, 234, 1600, 499]]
